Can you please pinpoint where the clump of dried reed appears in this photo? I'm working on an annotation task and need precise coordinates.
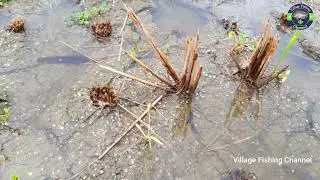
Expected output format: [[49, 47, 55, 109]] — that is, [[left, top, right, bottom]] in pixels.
[[230, 20, 289, 89], [124, 4, 202, 94]]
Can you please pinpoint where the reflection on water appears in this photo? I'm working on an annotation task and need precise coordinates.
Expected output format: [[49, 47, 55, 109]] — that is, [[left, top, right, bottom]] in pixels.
[[172, 97, 192, 137], [226, 83, 262, 125]]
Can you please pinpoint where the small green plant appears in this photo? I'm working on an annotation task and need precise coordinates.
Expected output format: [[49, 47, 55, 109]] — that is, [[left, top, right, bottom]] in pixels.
[[0, 0, 8, 7], [72, 1, 111, 26], [74, 11, 91, 26], [128, 40, 140, 58], [0, 107, 11, 125], [128, 32, 148, 58], [273, 30, 302, 81], [11, 175, 19, 180], [163, 42, 170, 55], [228, 31, 258, 50]]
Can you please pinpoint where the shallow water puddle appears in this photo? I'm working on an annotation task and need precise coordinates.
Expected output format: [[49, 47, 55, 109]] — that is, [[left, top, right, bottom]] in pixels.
[[0, 0, 320, 179], [150, 0, 211, 34], [213, 0, 320, 91]]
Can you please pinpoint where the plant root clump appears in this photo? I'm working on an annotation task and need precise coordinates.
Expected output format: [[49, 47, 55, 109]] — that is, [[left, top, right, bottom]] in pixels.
[[8, 16, 25, 33], [91, 17, 112, 38], [89, 85, 119, 107]]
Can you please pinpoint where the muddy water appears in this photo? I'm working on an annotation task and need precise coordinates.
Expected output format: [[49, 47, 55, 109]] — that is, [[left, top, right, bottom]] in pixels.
[[0, 0, 320, 180]]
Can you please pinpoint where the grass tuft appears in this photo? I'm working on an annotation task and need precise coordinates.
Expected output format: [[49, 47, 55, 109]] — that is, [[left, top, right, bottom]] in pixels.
[[0, 107, 11, 125], [0, 0, 8, 7], [72, 1, 111, 26]]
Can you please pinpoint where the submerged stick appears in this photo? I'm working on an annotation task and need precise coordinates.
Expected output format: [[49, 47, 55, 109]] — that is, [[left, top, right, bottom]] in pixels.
[[118, 104, 165, 143], [68, 95, 164, 180]]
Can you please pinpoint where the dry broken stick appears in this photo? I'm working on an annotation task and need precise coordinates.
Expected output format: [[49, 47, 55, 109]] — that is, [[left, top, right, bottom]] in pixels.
[[179, 34, 202, 93], [123, 3, 180, 84], [60, 41, 170, 91], [230, 20, 289, 88], [68, 94, 164, 180], [123, 3, 203, 94]]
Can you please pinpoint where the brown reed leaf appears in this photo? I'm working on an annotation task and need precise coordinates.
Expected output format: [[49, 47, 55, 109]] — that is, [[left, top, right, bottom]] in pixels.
[[123, 4, 180, 84]]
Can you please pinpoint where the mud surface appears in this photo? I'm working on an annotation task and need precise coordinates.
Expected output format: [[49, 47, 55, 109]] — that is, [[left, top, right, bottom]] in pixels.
[[0, 0, 320, 180]]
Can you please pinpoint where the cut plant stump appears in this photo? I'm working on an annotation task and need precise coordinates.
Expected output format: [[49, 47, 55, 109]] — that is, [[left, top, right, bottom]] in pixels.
[[123, 3, 202, 94], [230, 20, 289, 89]]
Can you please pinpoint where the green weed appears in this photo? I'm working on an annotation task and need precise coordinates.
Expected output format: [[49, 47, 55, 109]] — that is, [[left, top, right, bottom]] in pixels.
[[11, 175, 19, 180], [74, 11, 91, 26], [128, 39, 140, 58], [273, 30, 302, 81], [228, 31, 258, 50], [72, 1, 111, 26], [0, 0, 8, 7], [0, 107, 11, 125]]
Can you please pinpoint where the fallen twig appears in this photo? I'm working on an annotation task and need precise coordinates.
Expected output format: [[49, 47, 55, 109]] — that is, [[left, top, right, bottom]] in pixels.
[[117, 13, 128, 62], [123, 3, 180, 83], [118, 104, 165, 143], [210, 135, 255, 151], [68, 94, 164, 180], [60, 41, 170, 91], [125, 51, 176, 89]]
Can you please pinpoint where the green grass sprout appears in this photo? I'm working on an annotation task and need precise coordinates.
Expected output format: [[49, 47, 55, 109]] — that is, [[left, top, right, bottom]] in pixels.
[[11, 175, 19, 180], [273, 30, 302, 74], [0, 0, 8, 7], [273, 30, 302, 82], [228, 31, 258, 50], [0, 107, 11, 125], [72, 1, 111, 26]]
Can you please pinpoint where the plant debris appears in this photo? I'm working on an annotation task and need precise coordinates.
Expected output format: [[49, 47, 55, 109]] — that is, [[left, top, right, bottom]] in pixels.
[[276, 13, 292, 33], [89, 85, 118, 107], [221, 169, 257, 180], [8, 16, 25, 33], [230, 20, 289, 89], [91, 17, 112, 38], [222, 18, 240, 35], [124, 4, 202, 94]]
